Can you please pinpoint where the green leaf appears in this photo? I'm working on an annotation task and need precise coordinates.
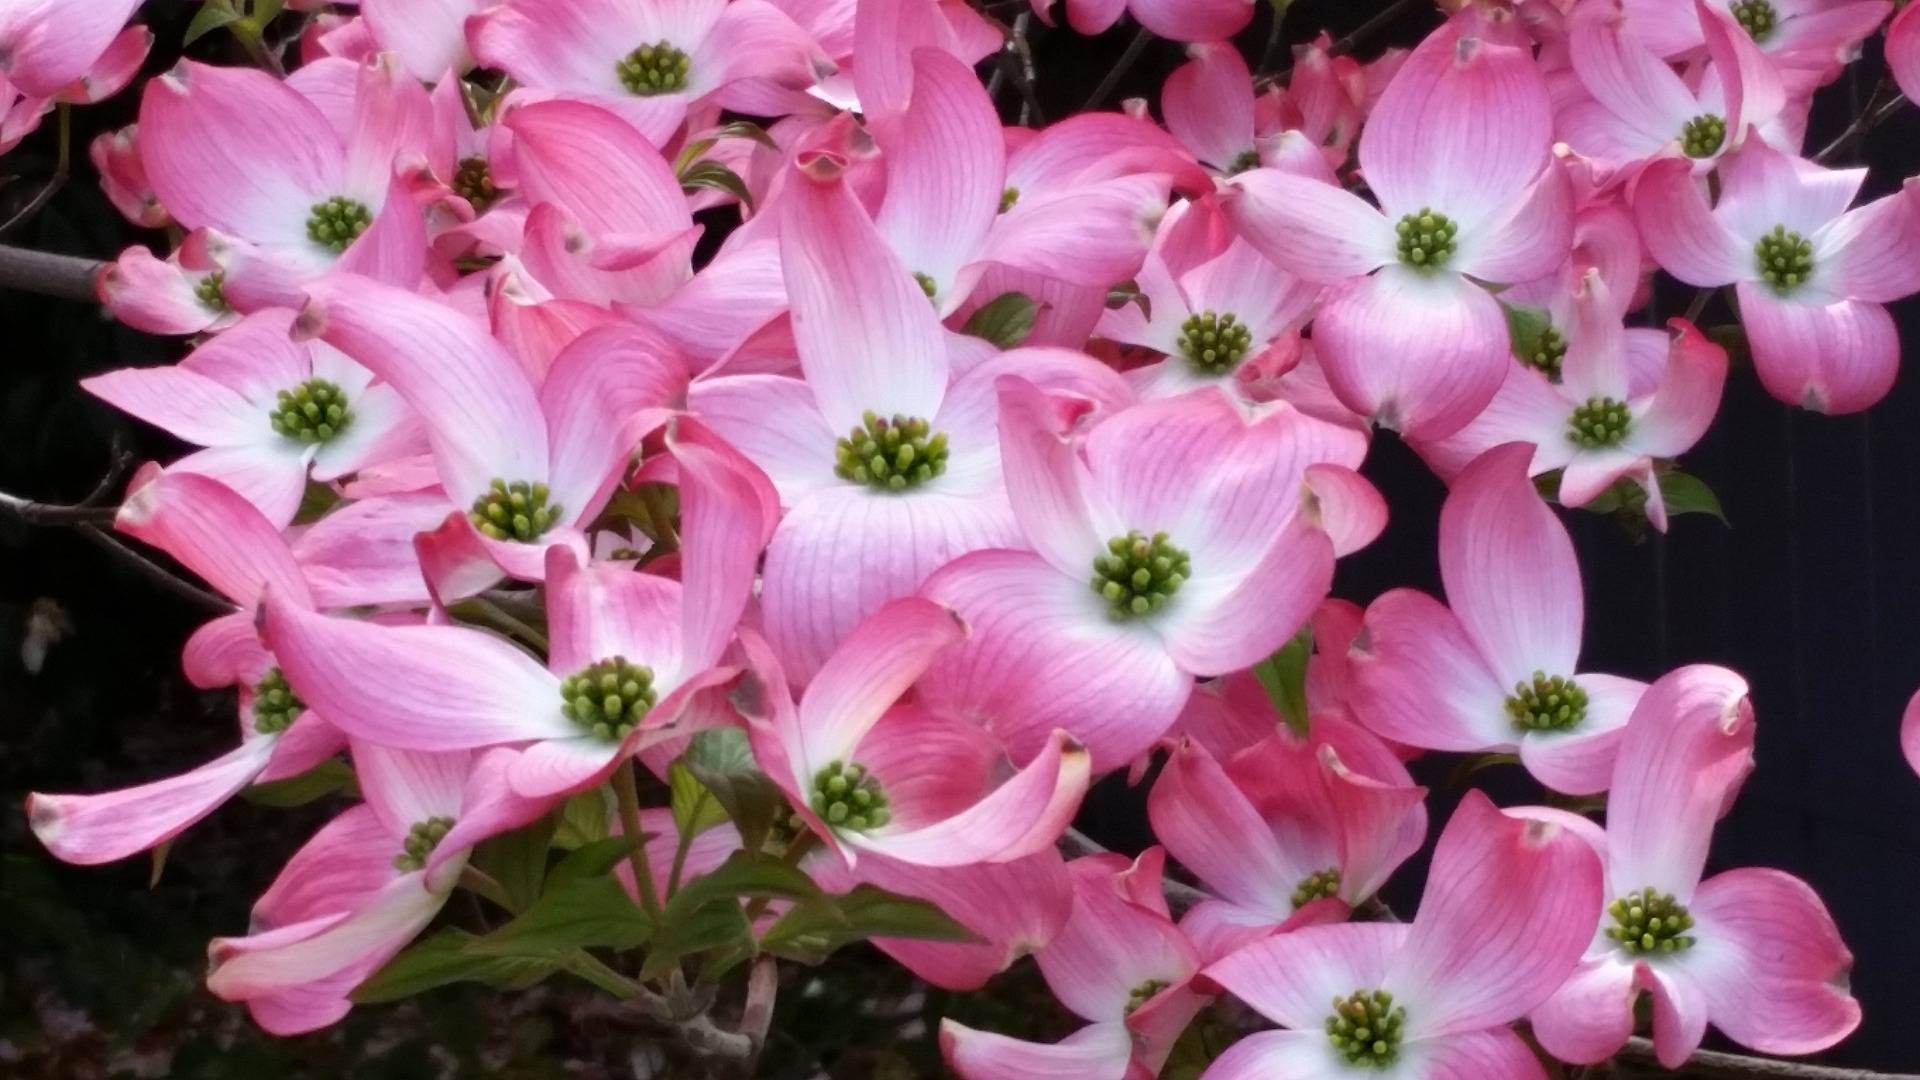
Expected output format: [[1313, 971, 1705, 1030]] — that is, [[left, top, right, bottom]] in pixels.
[[684, 728, 786, 850], [961, 292, 1041, 348], [241, 758, 357, 807], [184, 0, 242, 44], [248, 0, 285, 25], [1657, 469, 1728, 525], [352, 929, 559, 1004], [546, 835, 643, 891], [639, 900, 750, 980], [672, 121, 777, 172], [665, 851, 822, 915], [1106, 280, 1151, 321], [669, 761, 727, 839], [1267, 0, 1293, 16], [471, 813, 558, 914], [1250, 625, 1313, 737], [1500, 301, 1553, 363], [760, 885, 974, 965], [679, 161, 753, 209], [553, 786, 613, 851], [292, 480, 342, 525], [469, 876, 655, 956]]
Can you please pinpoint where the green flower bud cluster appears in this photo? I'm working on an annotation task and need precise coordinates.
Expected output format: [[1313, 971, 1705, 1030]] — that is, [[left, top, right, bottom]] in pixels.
[[1505, 671, 1589, 732], [999, 186, 1021, 213], [1092, 530, 1191, 620], [1679, 114, 1728, 159], [1396, 208, 1458, 271], [1292, 866, 1343, 909], [1755, 225, 1814, 293], [1606, 887, 1698, 955], [1228, 148, 1263, 175], [1326, 989, 1406, 1067], [393, 815, 455, 872], [306, 196, 373, 252], [453, 155, 499, 211], [469, 479, 565, 542], [834, 412, 950, 491], [809, 759, 890, 832], [1126, 979, 1170, 1017], [617, 42, 690, 96], [915, 271, 939, 299], [195, 270, 231, 314], [1731, 0, 1777, 41], [1568, 396, 1632, 448], [270, 378, 353, 444], [560, 656, 658, 741], [1177, 310, 1254, 376], [251, 667, 306, 735], [1522, 324, 1568, 381]]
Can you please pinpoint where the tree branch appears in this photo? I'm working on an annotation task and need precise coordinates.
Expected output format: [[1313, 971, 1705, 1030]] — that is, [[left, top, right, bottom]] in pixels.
[[1615, 1039, 1919, 1080], [0, 244, 104, 302]]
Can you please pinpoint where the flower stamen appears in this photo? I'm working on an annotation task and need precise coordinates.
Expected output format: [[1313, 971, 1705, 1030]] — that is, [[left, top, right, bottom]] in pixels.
[[1177, 310, 1254, 376], [1325, 989, 1405, 1067], [1567, 396, 1632, 448], [251, 668, 305, 735], [834, 412, 949, 492], [559, 656, 658, 741], [270, 378, 353, 444], [1505, 672, 1589, 732], [1292, 867, 1343, 909], [1755, 225, 1814, 294], [306, 196, 373, 252], [468, 479, 564, 542], [1395, 207, 1458, 271], [617, 41, 691, 96], [393, 815, 455, 872], [1678, 114, 1727, 159], [1091, 530, 1191, 619], [809, 760, 890, 832], [1606, 887, 1698, 955]]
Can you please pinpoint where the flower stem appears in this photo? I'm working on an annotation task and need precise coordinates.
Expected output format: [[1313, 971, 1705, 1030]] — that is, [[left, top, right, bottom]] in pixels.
[[613, 759, 664, 922]]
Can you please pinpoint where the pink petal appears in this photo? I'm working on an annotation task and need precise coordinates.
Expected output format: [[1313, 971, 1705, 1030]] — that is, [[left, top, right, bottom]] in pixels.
[[1904, 686, 1920, 778], [1645, 962, 1713, 1068], [95, 246, 224, 335], [1157, 518, 1333, 676], [781, 136, 948, 431], [1321, 744, 1429, 903], [183, 611, 269, 689], [1441, 441, 1583, 684], [797, 596, 967, 769], [1892, 1, 1920, 105], [872, 48, 1003, 307], [351, 742, 470, 837], [1312, 266, 1511, 440], [296, 274, 548, 505], [1698, 0, 1784, 143], [1348, 588, 1513, 752], [859, 730, 1089, 867], [1163, 43, 1256, 171], [1038, 857, 1199, 1023], [941, 1020, 1133, 1080], [994, 376, 1103, 577], [0, 0, 143, 97], [1814, 180, 1920, 303], [1686, 867, 1861, 1056], [1530, 957, 1639, 1064], [466, 0, 635, 94], [1736, 284, 1897, 414], [538, 322, 687, 524], [667, 416, 779, 667], [918, 550, 1193, 772], [1629, 319, 1728, 456], [362, 0, 481, 81], [1713, 136, 1863, 248], [1221, 168, 1396, 282], [1149, 739, 1303, 916], [81, 365, 265, 448], [138, 61, 342, 242], [850, 0, 968, 123], [543, 546, 687, 682], [1516, 673, 1645, 796], [116, 468, 309, 609], [263, 599, 572, 750], [977, 174, 1172, 289], [1387, 791, 1604, 1037], [1127, 0, 1252, 41], [1401, 1029, 1552, 1079], [1198, 1030, 1344, 1080], [1566, 0, 1697, 146], [1452, 163, 1573, 285], [1358, 24, 1553, 229], [28, 736, 279, 864], [505, 735, 625, 800], [172, 442, 313, 531], [852, 705, 999, 829], [1607, 665, 1755, 902], [1203, 921, 1409, 1031], [1305, 463, 1387, 557], [1630, 158, 1745, 286], [688, 374, 839, 502]]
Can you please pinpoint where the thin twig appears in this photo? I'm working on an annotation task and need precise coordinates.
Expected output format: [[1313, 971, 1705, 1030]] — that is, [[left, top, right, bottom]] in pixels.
[[0, 490, 117, 526], [614, 759, 665, 921], [0, 244, 103, 301], [1084, 26, 1151, 111], [1327, 0, 1427, 57], [1259, 6, 1289, 75], [1005, 13, 1044, 125], [0, 104, 71, 236], [1615, 1038, 1918, 1079], [740, 955, 778, 1055], [77, 525, 231, 612], [1814, 87, 1908, 163]]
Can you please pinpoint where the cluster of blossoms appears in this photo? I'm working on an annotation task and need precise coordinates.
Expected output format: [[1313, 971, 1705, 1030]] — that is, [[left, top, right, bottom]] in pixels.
[[10, 0, 1916, 1073]]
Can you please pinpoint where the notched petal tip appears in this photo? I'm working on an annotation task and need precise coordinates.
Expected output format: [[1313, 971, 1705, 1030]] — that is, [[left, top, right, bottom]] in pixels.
[[795, 148, 850, 183], [290, 296, 328, 342]]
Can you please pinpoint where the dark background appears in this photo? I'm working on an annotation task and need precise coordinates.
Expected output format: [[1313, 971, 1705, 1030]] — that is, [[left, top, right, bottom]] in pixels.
[[3, 0, 1917, 1074]]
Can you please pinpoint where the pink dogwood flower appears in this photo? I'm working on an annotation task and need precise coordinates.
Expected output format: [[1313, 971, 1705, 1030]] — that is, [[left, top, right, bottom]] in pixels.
[[0, 0, 144, 98], [262, 417, 773, 799], [359, 0, 487, 81], [96, 245, 240, 336], [82, 309, 424, 528], [1530, 665, 1861, 1066], [1891, 2, 1920, 105], [206, 743, 546, 1034], [1160, 43, 1276, 177], [1197, 791, 1603, 1080], [1413, 274, 1728, 531], [1151, 728, 1427, 964], [27, 470, 345, 866], [136, 55, 430, 309], [91, 124, 168, 228], [1029, 0, 1252, 44], [941, 851, 1208, 1079], [1350, 442, 1649, 794], [689, 137, 1131, 680], [1622, 0, 1890, 86], [1225, 20, 1571, 439], [1562, 0, 1787, 180], [1634, 136, 1920, 412], [741, 597, 1091, 868], [0, 19, 149, 153], [917, 378, 1368, 771], [470, 0, 828, 147]]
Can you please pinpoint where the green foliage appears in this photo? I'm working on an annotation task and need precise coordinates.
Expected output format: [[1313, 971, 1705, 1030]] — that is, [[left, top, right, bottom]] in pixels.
[[1251, 624, 1314, 736], [761, 885, 976, 965], [240, 758, 357, 807], [962, 292, 1042, 348]]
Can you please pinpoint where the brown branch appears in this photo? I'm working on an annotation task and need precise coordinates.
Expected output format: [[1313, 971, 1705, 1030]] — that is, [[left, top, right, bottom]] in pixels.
[[1084, 26, 1151, 111], [0, 104, 71, 236], [1615, 1038, 1919, 1079], [0, 243, 103, 302]]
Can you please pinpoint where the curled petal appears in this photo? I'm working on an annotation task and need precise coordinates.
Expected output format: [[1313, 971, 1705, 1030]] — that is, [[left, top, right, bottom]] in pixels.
[[1736, 285, 1897, 415]]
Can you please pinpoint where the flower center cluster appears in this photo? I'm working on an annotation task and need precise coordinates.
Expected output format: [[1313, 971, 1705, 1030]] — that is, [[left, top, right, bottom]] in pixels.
[[1125, 979, 1169, 1016], [1505, 671, 1589, 732], [999, 186, 1020, 213], [1755, 225, 1814, 293], [195, 271, 230, 314], [251, 668, 305, 735], [914, 271, 939, 299], [617, 41, 690, 96], [305, 196, 373, 252], [559, 656, 658, 740], [393, 815, 455, 872], [468, 479, 564, 542], [1291, 867, 1343, 909], [1325, 990, 1405, 1068], [270, 378, 353, 444], [1567, 396, 1632, 448], [1395, 208, 1458, 271], [1522, 323, 1567, 381], [1228, 148, 1262, 174], [1091, 530, 1191, 619], [453, 155, 499, 210], [1177, 310, 1254, 376], [834, 412, 949, 492], [1731, 0, 1777, 41], [1678, 114, 1727, 159], [808, 760, 891, 832], [1606, 887, 1698, 955]]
